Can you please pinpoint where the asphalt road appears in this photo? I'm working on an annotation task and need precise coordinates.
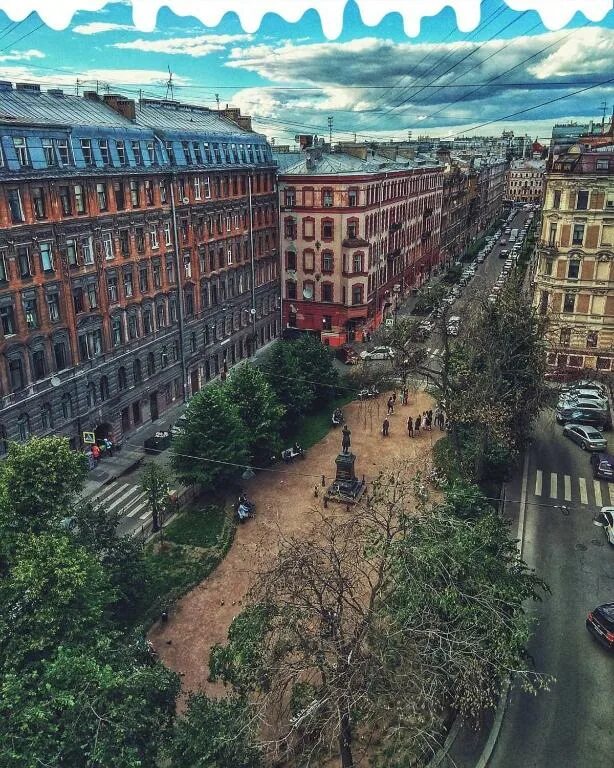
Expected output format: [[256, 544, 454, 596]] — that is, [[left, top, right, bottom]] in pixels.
[[489, 408, 614, 768]]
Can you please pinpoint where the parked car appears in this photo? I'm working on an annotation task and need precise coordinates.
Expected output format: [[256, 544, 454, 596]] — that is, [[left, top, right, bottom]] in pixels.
[[360, 345, 394, 361], [556, 405, 610, 429], [499, 249, 509, 258], [562, 380, 608, 396], [558, 390, 609, 409], [563, 423, 607, 451], [336, 345, 360, 365], [170, 414, 188, 437], [586, 603, 614, 650], [593, 507, 614, 545], [591, 452, 614, 480], [447, 316, 460, 336]]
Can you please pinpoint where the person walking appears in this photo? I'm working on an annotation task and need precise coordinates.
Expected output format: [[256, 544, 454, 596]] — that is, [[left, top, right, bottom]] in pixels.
[[415, 414, 421, 434], [382, 417, 390, 437], [426, 412, 432, 431], [402, 387, 409, 406], [392, 391, 397, 406], [387, 396, 394, 416], [407, 416, 414, 437]]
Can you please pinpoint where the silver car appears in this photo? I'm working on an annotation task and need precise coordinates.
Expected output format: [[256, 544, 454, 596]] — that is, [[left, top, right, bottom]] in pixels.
[[563, 423, 607, 451]]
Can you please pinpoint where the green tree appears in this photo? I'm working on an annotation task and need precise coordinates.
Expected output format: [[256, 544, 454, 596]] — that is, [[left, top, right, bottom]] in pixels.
[[140, 461, 171, 532], [225, 364, 285, 464], [291, 334, 338, 406], [167, 694, 262, 768], [0, 437, 87, 534], [172, 385, 250, 489], [261, 342, 313, 432]]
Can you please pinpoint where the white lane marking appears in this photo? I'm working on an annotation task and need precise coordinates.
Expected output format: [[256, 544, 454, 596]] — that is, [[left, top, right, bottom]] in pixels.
[[550, 473, 557, 499], [564, 475, 571, 502], [594, 481, 603, 508], [125, 495, 149, 518], [107, 486, 142, 513], [579, 477, 588, 505], [139, 503, 154, 520], [90, 482, 130, 506], [535, 469, 542, 496]]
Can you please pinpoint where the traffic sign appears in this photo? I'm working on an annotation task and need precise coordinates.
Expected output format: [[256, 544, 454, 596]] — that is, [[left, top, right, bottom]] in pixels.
[[385, 318, 394, 327], [82, 431, 96, 444]]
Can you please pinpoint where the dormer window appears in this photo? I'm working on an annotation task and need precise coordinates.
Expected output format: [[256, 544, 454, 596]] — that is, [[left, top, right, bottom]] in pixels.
[[42, 139, 56, 167], [182, 141, 192, 165], [146, 140, 156, 163], [80, 139, 93, 166], [99, 139, 110, 165], [193, 142, 203, 163], [55, 138, 71, 165], [131, 140, 142, 165], [165, 141, 176, 164], [116, 140, 126, 165], [13, 137, 30, 167]]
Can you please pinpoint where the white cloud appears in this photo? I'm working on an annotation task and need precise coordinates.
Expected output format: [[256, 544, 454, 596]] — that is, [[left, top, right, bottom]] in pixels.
[[0, 49, 45, 63], [73, 22, 136, 35], [113, 33, 252, 57], [528, 27, 614, 78], [0, 66, 191, 90]]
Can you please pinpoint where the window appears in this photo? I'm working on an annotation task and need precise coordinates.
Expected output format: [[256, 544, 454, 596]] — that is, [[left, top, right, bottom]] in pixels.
[[159, 181, 168, 204], [119, 229, 130, 257], [17, 414, 30, 442], [563, 292, 576, 313], [193, 142, 203, 163], [7, 189, 24, 222], [130, 180, 140, 207], [24, 297, 38, 329], [553, 189, 561, 209], [567, 260, 580, 279], [73, 287, 84, 314], [74, 184, 86, 214], [284, 187, 296, 206], [30, 186, 46, 219], [286, 281, 297, 300], [149, 225, 159, 249], [0, 306, 15, 336], [86, 283, 98, 309], [348, 188, 358, 207], [587, 330, 598, 348], [139, 266, 149, 293], [116, 139, 126, 165], [118, 366, 128, 391], [17, 246, 31, 278], [86, 382, 97, 407], [161, 345, 169, 368], [352, 253, 363, 273], [321, 283, 334, 302], [56, 138, 71, 165], [54, 341, 67, 370], [9, 358, 24, 391], [559, 328, 571, 346], [42, 138, 56, 166], [193, 177, 201, 200], [61, 393, 73, 419], [99, 139, 110, 165], [572, 223, 584, 246], [156, 303, 165, 328], [146, 140, 155, 164], [100, 376, 110, 402], [286, 251, 297, 271], [182, 141, 192, 164], [322, 188, 333, 207], [124, 270, 134, 298], [39, 242, 54, 272], [144, 180, 154, 206], [321, 251, 334, 273], [143, 307, 153, 334], [32, 349, 46, 380], [203, 176, 211, 198], [165, 141, 176, 164], [133, 359, 142, 384], [80, 139, 93, 166], [81, 237, 93, 265], [59, 186, 72, 216], [576, 190, 589, 210], [184, 253, 192, 279], [14, 137, 30, 166], [135, 227, 145, 254], [111, 316, 122, 347], [544, 259, 553, 276], [548, 223, 557, 245], [131, 140, 142, 164], [102, 232, 114, 260], [107, 274, 119, 303], [128, 314, 138, 340], [163, 222, 172, 246], [347, 220, 358, 239], [153, 262, 161, 288], [96, 182, 107, 211], [352, 284, 363, 305], [147, 351, 156, 376], [322, 219, 334, 240], [0, 252, 6, 283], [41, 403, 54, 430]]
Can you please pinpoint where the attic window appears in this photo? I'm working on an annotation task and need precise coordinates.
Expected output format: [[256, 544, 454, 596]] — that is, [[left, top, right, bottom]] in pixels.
[[80, 138, 93, 166], [14, 136, 30, 166]]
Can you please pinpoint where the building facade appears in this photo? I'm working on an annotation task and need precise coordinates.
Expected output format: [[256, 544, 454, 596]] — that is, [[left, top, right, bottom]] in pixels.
[[506, 159, 545, 204], [533, 139, 614, 373], [276, 144, 443, 345], [0, 83, 279, 451]]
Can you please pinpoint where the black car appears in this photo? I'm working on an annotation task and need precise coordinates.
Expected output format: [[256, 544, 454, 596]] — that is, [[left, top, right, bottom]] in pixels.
[[586, 603, 614, 650], [590, 452, 614, 481], [556, 407, 611, 430]]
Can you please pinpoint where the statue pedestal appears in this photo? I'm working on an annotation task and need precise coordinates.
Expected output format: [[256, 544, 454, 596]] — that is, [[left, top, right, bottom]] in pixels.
[[326, 452, 365, 505]]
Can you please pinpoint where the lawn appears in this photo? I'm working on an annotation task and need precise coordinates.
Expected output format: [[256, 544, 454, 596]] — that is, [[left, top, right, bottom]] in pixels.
[[163, 505, 228, 547], [291, 392, 355, 450]]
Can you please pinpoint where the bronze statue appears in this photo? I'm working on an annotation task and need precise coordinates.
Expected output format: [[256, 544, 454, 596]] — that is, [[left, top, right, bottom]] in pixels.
[[341, 424, 351, 454]]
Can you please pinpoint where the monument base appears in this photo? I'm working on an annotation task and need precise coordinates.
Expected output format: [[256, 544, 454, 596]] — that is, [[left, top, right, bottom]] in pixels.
[[325, 451, 365, 505]]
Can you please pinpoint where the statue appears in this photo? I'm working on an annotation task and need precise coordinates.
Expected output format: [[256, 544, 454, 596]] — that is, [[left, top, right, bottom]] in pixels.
[[341, 424, 351, 454]]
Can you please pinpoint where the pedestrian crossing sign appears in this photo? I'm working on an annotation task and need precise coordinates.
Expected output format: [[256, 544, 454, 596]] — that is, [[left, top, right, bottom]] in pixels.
[[83, 431, 96, 445]]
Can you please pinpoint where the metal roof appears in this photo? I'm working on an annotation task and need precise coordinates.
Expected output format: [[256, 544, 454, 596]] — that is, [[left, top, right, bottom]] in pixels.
[[274, 150, 440, 176], [0, 89, 134, 128], [134, 101, 255, 137]]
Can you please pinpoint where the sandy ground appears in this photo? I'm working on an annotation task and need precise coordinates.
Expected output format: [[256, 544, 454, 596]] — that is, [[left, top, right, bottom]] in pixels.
[[149, 389, 440, 705]]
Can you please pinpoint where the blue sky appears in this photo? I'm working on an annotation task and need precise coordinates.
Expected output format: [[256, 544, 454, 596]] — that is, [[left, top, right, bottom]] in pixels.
[[0, 0, 612, 143]]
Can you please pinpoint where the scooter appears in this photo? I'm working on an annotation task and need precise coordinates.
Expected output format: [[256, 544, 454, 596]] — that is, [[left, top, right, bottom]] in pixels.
[[236, 494, 256, 523], [332, 408, 344, 426]]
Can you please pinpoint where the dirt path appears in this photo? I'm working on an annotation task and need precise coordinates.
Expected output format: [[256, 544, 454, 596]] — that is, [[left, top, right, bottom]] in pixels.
[[149, 390, 440, 704]]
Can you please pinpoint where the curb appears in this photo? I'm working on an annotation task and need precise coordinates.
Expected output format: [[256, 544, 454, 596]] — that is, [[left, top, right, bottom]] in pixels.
[[425, 716, 463, 767], [474, 679, 511, 768]]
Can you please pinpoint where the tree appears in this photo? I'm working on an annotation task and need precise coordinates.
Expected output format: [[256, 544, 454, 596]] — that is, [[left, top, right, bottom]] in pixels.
[[291, 334, 339, 406], [225, 364, 285, 464], [260, 342, 313, 432], [372, 316, 429, 390], [140, 462, 171, 533], [0, 437, 87, 535], [172, 385, 250, 490], [167, 694, 262, 768]]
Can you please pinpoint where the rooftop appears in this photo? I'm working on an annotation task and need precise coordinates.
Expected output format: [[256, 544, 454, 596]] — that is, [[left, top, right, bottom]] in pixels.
[[274, 148, 440, 176]]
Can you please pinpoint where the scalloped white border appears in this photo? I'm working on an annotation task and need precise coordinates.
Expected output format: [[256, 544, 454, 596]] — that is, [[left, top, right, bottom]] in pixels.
[[0, 0, 610, 37]]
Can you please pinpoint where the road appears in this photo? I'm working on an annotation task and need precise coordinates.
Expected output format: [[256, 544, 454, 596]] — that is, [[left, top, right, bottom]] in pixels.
[[489, 408, 614, 768]]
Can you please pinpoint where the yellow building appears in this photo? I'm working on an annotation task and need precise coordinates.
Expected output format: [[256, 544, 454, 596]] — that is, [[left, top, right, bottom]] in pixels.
[[533, 137, 614, 374]]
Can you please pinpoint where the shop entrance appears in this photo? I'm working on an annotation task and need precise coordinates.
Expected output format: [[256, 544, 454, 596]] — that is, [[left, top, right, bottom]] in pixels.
[[94, 422, 112, 442]]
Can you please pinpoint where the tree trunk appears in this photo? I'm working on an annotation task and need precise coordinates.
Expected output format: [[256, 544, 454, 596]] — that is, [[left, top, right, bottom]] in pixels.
[[338, 710, 353, 768], [151, 501, 160, 532]]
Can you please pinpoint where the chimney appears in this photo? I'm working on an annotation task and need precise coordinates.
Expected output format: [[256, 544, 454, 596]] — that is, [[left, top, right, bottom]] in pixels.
[[83, 90, 100, 101], [102, 93, 136, 122], [15, 82, 41, 93]]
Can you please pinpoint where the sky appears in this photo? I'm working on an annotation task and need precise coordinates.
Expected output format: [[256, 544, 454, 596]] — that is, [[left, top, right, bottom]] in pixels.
[[0, 0, 612, 144]]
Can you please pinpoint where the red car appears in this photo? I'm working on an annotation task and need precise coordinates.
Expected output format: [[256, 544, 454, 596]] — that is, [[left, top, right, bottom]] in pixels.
[[586, 603, 614, 650]]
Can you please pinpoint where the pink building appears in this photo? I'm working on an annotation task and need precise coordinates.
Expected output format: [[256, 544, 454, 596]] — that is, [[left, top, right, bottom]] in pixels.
[[276, 144, 443, 345]]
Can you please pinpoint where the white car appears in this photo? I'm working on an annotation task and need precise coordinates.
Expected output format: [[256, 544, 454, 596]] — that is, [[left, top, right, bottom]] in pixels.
[[593, 507, 614, 545], [360, 346, 394, 361], [558, 389, 609, 408], [562, 380, 608, 396], [447, 316, 460, 336]]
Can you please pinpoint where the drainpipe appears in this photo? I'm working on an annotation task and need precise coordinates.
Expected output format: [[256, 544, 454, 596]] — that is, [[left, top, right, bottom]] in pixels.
[[169, 174, 188, 403], [277, 174, 283, 340], [248, 173, 257, 353]]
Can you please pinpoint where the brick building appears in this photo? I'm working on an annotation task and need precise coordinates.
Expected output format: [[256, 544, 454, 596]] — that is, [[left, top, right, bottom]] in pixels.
[[533, 133, 614, 373], [276, 142, 443, 344], [0, 83, 279, 451]]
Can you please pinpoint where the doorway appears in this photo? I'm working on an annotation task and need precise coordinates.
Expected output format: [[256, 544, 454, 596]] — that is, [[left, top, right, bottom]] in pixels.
[[190, 369, 200, 395], [121, 408, 130, 435], [149, 392, 159, 421]]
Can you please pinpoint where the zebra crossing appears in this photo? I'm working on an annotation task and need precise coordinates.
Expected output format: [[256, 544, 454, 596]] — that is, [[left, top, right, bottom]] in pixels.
[[87, 480, 152, 523], [425, 347, 443, 360], [533, 468, 613, 508]]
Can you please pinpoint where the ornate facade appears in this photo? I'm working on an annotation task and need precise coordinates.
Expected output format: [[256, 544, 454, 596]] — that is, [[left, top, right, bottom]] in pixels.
[[0, 84, 278, 450]]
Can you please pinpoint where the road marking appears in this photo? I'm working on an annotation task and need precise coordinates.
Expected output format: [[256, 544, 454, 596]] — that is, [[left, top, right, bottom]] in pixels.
[[125, 494, 148, 517], [564, 475, 571, 502], [594, 481, 603, 508], [579, 477, 588, 505], [107, 486, 142, 513], [549, 473, 557, 499], [89, 482, 130, 506], [535, 469, 542, 496]]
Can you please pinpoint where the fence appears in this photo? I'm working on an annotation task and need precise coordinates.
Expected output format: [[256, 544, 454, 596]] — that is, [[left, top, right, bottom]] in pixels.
[[132, 482, 201, 541]]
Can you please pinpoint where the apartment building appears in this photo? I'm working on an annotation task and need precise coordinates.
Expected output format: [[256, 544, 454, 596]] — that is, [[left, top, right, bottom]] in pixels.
[[533, 137, 614, 373], [0, 83, 279, 450], [276, 142, 443, 345], [506, 159, 546, 204]]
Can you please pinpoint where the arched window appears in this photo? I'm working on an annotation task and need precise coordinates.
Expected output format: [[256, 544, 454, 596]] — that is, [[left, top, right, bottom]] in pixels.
[[17, 414, 30, 442], [117, 366, 128, 391], [161, 345, 169, 368], [61, 393, 73, 420], [133, 358, 142, 384], [86, 382, 97, 408], [41, 402, 54, 430], [147, 351, 156, 376], [99, 375, 110, 401]]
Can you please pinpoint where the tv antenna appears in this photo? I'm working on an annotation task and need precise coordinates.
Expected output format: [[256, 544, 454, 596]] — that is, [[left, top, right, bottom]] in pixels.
[[600, 101, 608, 132], [165, 66, 175, 101]]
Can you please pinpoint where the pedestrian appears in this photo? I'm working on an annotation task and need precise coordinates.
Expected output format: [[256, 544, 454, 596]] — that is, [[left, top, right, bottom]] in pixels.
[[407, 416, 413, 437], [415, 414, 421, 433], [402, 387, 409, 406], [382, 417, 390, 437], [387, 396, 394, 416], [91, 443, 101, 461], [392, 391, 397, 405], [438, 412, 445, 430], [314, 484, 319, 498], [426, 412, 432, 430], [104, 437, 114, 456]]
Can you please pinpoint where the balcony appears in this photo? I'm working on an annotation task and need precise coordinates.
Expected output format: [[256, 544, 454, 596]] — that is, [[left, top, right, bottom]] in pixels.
[[537, 241, 559, 255], [389, 222, 402, 233], [342, 235, 369, 248]]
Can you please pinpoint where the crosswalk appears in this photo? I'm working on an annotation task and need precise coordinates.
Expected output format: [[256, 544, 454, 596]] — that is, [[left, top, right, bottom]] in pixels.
[[425, 347, 444, 360], [87, 480, 152, 522], [533, 468, 613, 508]]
